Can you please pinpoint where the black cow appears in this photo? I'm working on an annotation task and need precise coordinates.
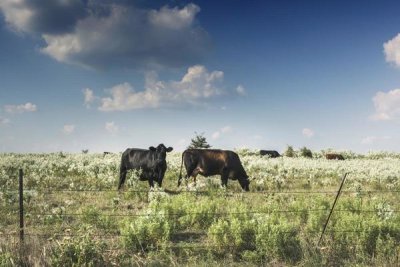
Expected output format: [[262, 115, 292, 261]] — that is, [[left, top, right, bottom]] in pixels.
[[260, 150, 281, 158], [325, 153, 345, 160], [118, 144, 173, 190], [178, 149, 250, 191]]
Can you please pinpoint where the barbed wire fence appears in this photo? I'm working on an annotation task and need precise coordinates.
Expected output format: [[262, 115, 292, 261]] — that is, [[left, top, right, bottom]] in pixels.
[[1, 169, 399, 254]]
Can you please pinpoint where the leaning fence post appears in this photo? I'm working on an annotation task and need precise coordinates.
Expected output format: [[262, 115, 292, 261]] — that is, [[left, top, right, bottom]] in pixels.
[[19, 169, 24, 243], [317, 172, 349, 247]]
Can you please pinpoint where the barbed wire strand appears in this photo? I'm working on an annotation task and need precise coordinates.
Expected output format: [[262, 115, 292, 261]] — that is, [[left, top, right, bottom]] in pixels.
[[3, 189, 400, 194], [0, 229, 380, 239], [21, 209, 399, 218]]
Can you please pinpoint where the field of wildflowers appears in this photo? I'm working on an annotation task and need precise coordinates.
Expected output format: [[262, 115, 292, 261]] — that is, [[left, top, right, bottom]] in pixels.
[[0, 150, 399, 266]]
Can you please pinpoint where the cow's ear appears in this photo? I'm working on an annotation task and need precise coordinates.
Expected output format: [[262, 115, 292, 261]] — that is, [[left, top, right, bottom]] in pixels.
[[149, 146, 156, 151], [166, 147, 173, 152]]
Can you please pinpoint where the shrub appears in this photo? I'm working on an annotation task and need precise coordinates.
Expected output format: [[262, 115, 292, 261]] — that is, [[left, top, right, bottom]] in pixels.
[[284, 146, 296, 157], [51, 229, 107, 267], [121, 212, 172, 252], [256, 219, 303, 264], [208, 217, 256, 256], [300, 147, 313, 158]]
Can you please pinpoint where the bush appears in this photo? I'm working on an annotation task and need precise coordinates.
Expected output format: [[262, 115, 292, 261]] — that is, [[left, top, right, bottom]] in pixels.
[[51, 229, 107, 267], [121, 212, 172, 252], [256, 219, 303, 264], [208, 217, 256, 256], [284, 146, 296, 157], [300, 147, 313, 158]]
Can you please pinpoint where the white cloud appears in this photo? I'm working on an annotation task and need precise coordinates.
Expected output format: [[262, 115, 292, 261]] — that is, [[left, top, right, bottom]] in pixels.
[[40, 4, 209, 69], [370, 89, 400, 121], [63, 124, 75, 135], [212, 125, 232, 140], [83, 88, 94, 107], [0, 2, 210, 69], [105, 122, 119, 134], [98, 65, 225, 111], [149, 4, 200, 30], [0, 0, 35, 33], [0, 117, 10, 126], [361, 136, 391, 145], [4, 102, 37, 113], [211, 131, 221, 140], [302, 128, 314, 138], [236, 85, 247, 96], [384, 33, 400, 67], [221, 126, 232, 133], [0, 0, 87, 34]]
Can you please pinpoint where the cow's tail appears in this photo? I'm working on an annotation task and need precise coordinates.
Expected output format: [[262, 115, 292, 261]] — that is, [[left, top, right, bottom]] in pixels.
[[178, 150, 185, 187]]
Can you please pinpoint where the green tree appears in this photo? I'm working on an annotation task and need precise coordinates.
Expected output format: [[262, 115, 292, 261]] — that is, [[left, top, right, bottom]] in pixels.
[[188, 132, 211, 149], [284, 145, 295, 157], [299, 146, 312, 158]]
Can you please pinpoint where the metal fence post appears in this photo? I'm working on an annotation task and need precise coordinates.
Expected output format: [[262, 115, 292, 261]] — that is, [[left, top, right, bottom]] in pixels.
[[317, 172, 349, 247], [19, 169, 24, 243]]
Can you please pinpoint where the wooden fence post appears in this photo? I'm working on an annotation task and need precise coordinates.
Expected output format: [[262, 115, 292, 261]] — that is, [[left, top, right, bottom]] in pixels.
[[19, 169, 24, 243], [317, 172, 349, 247]]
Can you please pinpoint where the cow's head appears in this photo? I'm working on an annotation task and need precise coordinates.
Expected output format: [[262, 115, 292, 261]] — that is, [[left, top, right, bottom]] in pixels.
[[238, 175, 250, 192], [149, 144, 173, 160]]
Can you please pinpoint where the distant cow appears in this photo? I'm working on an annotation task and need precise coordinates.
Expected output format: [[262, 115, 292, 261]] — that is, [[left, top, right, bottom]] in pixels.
[[103, 151, 112, 157], [118, 144, 173, 190], [178, 149, 250, 191], [325, 153, 345, 160], [260, 150, 281, 158]]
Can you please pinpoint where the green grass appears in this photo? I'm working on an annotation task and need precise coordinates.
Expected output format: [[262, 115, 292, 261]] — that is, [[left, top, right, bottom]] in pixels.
[[0, 152, 399, 266]]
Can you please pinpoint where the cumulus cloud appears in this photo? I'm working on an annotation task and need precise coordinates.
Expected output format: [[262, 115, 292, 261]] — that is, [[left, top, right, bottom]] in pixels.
[[370, 89, 400, 121], [236, 85, 247, 96], [361, 136, 391, 145], [4, 102, 37, 113], [63, 124, 75, 135], [83, 88, 94, 107], [212, 126, 232, 140], [105, 121, 119, 134], [97, 65, 225, 111], [0, 0, 87, 34], [0, 2, 211, 69], [302, 128, 314, 138], [384, 33, 400, 67]]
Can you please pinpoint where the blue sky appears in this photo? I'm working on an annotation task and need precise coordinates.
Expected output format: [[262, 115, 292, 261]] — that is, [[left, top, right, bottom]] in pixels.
[[1, 0, 400, 153]]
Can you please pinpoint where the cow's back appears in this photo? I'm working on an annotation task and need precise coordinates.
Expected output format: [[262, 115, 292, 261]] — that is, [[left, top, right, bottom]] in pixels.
[[260, 150, 280, 158], [122, 148, 156, 170], [185, 149, 247, 178], [325, 153, 345, 160]]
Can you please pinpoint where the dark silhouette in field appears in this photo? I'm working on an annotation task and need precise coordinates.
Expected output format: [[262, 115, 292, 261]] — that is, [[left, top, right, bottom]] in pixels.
[[260, 150, 281, 158], [325, 153, 345, 160]]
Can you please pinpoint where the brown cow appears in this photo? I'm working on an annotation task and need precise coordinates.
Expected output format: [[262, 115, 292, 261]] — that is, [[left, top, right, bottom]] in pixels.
[[325, 153, 345, 160], [178, 149, 250, 191]]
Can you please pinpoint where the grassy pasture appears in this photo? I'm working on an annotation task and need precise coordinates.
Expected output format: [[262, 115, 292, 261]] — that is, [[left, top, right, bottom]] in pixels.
[[0, 151, 399, 266]]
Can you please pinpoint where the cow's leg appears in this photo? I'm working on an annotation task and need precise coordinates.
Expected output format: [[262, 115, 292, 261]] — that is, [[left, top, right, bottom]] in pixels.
[[148, 175, 154, 188], [157, 167, 166, 187], [221, 167, 229, 188], [191, 167, 202, 186], [185, 164, 197, 185], [118, 167, 127, 190]]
